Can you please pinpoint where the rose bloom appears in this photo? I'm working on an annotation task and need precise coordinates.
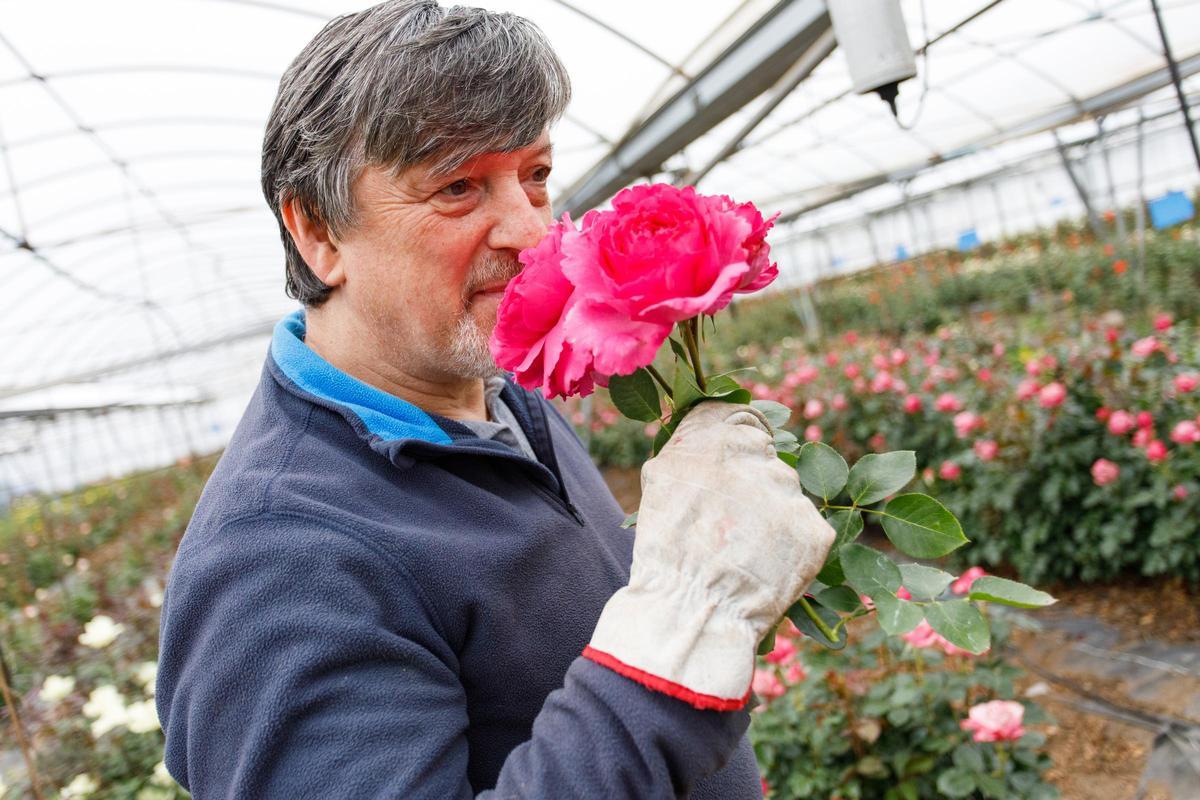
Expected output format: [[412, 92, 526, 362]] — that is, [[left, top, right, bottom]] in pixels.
[[895, 586, 912, 600], [974, 439, 999, 461], [1091, 458, 1120, 486], [1024, 359, 1043, 377], [794, 364, 819, 384], [869, 432, 887, 451], [1107, 410, 1136, 435], [784, 662, 807, 685], [1174, 484, 1189, 501], [992, 342, 1005, 357], [1175, 373, 1199, 394], [1153, 312, 1174, 331], [1016, 379, 1040, 401], [870, 372, 894, 393], [843, 363, 862, 380], [1132, 427, 1153, 448], [952, 566, 987, 595], [844, 330, 860, 345], [903, 394, 923, 414], [977, 367, 992, 383], [1038, 382, 1067, 408], [751, 382, 772, 400], [1170, 420, 1200, 445], [962, 700, 1026, 743], [1136, 411, 1154, 429], [751, 669, 786, 702], [804, 424, 822, 442], [934, 393, 964, 413], [1145, 440, 1169, 462], [764, 636, 797, 665], [872, 353, 889, 370], [1131, 336, 1160, 358], [1095, 406, 1112, 422], [831, 393, 848, 411], [953, 411, 984, 438], [825, 351, 840, 367], [803, 398, 825, 419], [891, 348, 909, 366], [938, 461, 962, 481]]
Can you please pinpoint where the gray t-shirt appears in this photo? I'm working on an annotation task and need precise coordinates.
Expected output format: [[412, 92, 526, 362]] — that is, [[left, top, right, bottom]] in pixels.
[[456, 376, 537, 461]]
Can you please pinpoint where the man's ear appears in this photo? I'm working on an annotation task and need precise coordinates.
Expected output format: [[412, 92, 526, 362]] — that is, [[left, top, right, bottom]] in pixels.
[[280, 197, 345, 288]]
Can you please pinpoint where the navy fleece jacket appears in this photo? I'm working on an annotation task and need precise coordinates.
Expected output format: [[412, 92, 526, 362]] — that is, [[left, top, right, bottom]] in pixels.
[[156, 310, 762, 799]]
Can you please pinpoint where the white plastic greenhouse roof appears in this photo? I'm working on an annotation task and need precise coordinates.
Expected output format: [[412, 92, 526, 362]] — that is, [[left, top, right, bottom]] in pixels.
[[1, 0, 1199, 401]]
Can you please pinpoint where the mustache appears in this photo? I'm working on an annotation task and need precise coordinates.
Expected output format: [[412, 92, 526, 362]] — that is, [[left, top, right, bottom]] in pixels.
[[463, 254, 522, 299]]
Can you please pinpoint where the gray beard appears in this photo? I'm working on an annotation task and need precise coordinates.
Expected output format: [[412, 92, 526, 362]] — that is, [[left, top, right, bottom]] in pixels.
[[446, 311, 502, 380]]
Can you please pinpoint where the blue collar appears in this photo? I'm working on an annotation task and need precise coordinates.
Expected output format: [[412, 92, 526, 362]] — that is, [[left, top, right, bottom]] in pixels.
[[269, 309, 452, 445]]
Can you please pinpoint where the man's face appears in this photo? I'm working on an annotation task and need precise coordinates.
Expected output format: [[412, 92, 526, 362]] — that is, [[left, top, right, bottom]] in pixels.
[[334, 130, 554, 381]]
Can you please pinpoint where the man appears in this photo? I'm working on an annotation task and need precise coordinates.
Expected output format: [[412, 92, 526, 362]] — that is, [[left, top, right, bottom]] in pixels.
[[156, 2, 835, 797]]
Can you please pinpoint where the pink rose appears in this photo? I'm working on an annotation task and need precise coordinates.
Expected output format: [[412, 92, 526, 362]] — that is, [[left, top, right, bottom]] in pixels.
[[870, 372, 894, 393], [1175, 373, 1199, 394], [961, 700, 1026, 743], [954, 411, 984, 438], [869, 432, 887, 451], [560, 184, 778, 325], [844, 363, 862, 380], [794, 364, 819, 384], [1091, 458, 1120, 486], [993, 342, 1006, 357], [845, 330, 860, 345], [490, 215, 598, 398], [1132, 428, 1152, 448], [903, 394, 923, 414], [951, 566, 987, 595], [896, 586, 912, 600], [1174, 484, 1189, 501], [803, 398, 825, 419], [1170, 420, 1200, 445], [764, 636, 797, 665], [1025, 359, 1043, 377], [804, 425, 822, 442], [891, 348, 909, 366], [784, 662, 807, 685], [1107, 410, 1136, 435], [1153, 312, 1174, 331], [1137, 411, 1154, 429], [974, 440, 999, 461], [935, 393, 964, 413], [831, 393, 849, 411], [939, 461, 962, 481], [977, 367, 993, 383], [751, 669, 786, 702], [1038, 382, 1067, 408], [1145, 440, 1168, 462], [1131, 336, 1160, 358], [872, 353, 889, 370], [901, 621, 940, 649], [825, 352, 840, 367], [1016, 379, 1040, 401], [1095, 407, 1112, 422]]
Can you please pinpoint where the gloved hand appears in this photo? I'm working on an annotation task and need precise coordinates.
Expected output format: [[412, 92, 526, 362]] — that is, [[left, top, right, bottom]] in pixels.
[[584, 401, 836, 710]]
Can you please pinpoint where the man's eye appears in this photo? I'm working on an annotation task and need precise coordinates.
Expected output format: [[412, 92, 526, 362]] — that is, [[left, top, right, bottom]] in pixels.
[[440, 179, 472, 197], [532, 166, 552, 182]]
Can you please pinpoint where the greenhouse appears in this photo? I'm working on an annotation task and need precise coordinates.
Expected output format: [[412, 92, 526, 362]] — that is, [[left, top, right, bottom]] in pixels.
[[1, 0, 1198, 797]]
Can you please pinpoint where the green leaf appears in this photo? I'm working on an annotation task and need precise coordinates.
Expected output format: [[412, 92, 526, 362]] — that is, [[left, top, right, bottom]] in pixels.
[[967, 576, 1057, 608], [880, 494, 968, 558], [840, 543, 902, 599], [607, 369, 661, 422], [952, 744, 985, 773], [925, 600, 991, 654], [773, 428, 800, 454], [874, 594, 924, 635], [936, 767, 977, 798], [777, 451, 798, 468], [672, 364, 705, 413], [652, 425, 671, 456], [815, 585, 863, 613], [786, 598, 846, 650], [796, 442, 849, 501], [703, 374, 741, 397], [815, 510, 864, 585], [620, 511, 637, 529], [898, 563, 955, 600], [756, 622, 777, 656], [751, 399, 791, 429], [668, 337, 689, 364], [846, 451, 916, 506]]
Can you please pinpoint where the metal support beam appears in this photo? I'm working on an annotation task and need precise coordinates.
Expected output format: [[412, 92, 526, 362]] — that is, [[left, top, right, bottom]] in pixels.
[[556, 0, 833, 217]]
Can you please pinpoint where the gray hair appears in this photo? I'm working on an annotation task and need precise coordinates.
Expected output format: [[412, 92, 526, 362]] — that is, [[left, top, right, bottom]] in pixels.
[[261, 0, 572, 305]]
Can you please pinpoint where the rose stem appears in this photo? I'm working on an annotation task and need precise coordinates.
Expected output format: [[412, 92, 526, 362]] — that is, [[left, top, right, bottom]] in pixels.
[[681, 319, 707, 392], [796, 595, 839, 643], [645, 364, 674, 400]]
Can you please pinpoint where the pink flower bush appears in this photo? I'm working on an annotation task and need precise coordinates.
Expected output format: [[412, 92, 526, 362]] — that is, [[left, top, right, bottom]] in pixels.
[[974, 440, 999, 461], [1038, 382, 1067, 408], [961, 700, 1026, 743], [1091, 458, 1120, 486], [1107, 410, 1136, 435], [951, 566, 987, 595]]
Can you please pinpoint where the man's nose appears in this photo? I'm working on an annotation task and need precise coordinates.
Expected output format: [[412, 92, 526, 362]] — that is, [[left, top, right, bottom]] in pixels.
[[486, 177, 551, 253]]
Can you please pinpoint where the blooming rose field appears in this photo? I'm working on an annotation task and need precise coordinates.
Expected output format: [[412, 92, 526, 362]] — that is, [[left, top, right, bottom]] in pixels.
[[0, 213, 1197, 798]]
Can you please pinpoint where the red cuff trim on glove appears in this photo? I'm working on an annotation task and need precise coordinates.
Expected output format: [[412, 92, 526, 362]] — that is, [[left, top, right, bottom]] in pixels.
[[582, 645, 750, 712]]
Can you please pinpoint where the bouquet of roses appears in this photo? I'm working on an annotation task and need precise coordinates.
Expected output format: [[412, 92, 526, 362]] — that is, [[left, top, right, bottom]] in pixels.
[[490, 183, 1054, 654]]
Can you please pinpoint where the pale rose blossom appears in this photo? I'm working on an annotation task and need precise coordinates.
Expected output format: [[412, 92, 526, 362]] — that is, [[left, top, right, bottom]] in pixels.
[[124, 699, 161, 733], [938, 461, 962, 481], [896, 586, 912, 600], [831, 393, 848, 411], [974, 440, 999, 461], [1016, 379, 1040, 401], [804, 425, 822, 442], [844, 363, 862, 380], [1038, 382, 1067, 408], [60, 774, 99, 799], [961, 700, 1026, 743], [951, 566, 987, 595], [1091, 458, 1120, 486], [953, 412, 984, 438], [1170, 420, 1200, 445], [803, 398, 825, 419], [79, 615, 124, 649], [82, 685, 127, 738], [1131, 336, 1160, 358], [794, 364, 819, 384], [1107, 410, 1136, 435], [764, 637, 797, 665], [870, 372, 894, 393], [872, 353, 890, 370], [751, 669, 786, 702], [1132, 428, 1153, 448], [40, 674, 76, 704], [934, 393, 964, 413], [869, 433, 887, 451], [784, 662, 807, 685], [1173, 485, 1189, 501], [891, 348, 909, 366]]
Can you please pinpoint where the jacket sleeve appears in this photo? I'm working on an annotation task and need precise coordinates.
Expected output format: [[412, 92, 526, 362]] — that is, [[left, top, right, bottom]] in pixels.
[[156, 511, 750, 799]]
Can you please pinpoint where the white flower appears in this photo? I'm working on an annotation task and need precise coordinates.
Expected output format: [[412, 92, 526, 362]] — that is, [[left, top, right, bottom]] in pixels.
[[61, 773, 99, 798], [40, 674, 76, 703], [143, 578, 164, 608], [78, 615, 125, 649], [124, 699, 161, 734], [151, 761, 174, 787], [134, 661, 158, 696], [82, 685, 127, 737]]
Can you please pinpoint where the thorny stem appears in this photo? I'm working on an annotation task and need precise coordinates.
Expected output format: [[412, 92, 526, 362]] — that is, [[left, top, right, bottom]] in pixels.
[[680, 319, 707, 392]]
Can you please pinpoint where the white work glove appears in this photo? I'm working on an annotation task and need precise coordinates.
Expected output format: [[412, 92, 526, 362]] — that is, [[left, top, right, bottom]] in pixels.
[[584, 401, 836, 710]]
